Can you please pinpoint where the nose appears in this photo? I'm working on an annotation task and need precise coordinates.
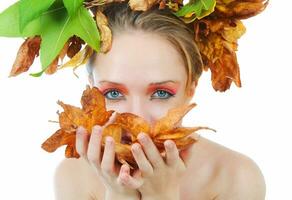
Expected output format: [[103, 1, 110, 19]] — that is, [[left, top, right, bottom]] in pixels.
[[128, 96, 151, 123]]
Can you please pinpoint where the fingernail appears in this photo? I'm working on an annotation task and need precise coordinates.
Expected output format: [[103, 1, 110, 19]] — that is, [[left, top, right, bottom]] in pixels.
[[92, 125, 101, 133], [76, 126, 85, 134], [131, 143, 140, 152], [137, 133, 147, 142], [165, 140, 174, 149], [106, 136, 113, 143]]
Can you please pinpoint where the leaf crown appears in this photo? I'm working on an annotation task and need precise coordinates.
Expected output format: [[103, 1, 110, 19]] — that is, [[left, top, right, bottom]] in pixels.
[[0, 0, 269, 92]]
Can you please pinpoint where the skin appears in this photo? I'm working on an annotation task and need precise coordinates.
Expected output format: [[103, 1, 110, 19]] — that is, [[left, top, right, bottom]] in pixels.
[[54, 30, 266, 200]]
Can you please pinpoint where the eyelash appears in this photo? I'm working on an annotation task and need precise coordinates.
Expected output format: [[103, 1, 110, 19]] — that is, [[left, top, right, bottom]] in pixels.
[[103, 88, 175, 101]]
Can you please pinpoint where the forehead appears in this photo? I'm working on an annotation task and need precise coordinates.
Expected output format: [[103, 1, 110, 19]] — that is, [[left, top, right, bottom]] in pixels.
[[92, 31, 187, 85]]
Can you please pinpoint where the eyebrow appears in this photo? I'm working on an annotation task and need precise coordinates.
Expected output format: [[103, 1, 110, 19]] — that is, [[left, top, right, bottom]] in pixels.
[[99, 80, 180, 86]]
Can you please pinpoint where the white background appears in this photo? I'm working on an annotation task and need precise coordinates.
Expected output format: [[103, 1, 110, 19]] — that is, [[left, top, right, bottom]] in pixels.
[[0, 0, 291, 199]]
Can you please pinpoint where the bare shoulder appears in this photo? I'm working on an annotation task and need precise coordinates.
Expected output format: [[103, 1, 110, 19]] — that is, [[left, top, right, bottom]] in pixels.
[[199, 137, 266, 200], [54, 158, 104, 200]]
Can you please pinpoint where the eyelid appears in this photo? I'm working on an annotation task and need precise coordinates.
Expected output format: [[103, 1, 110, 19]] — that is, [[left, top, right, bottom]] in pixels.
[[151, 89, 175, 99], [102, 87, 174, 94], [154, 88, 175, 95]]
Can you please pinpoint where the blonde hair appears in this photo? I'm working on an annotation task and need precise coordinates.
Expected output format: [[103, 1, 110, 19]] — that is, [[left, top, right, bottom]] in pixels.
[[87, 1, 203, 92]]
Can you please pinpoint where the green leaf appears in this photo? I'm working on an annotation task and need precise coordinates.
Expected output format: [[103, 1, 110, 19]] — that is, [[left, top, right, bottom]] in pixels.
[[19, 0, 55, 33], [0, 2, 41, 37], [29, 68, 46, 77], [31, 2, 100, 77], [63, 0, 84, 16], [174, 0, 216, 19]]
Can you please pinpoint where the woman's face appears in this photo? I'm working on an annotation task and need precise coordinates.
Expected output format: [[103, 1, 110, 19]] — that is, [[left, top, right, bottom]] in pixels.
[[90, 31, 196, 125]]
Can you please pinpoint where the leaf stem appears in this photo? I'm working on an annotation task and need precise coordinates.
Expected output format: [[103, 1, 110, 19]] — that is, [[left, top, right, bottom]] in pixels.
[[48, 120, 59, 123]]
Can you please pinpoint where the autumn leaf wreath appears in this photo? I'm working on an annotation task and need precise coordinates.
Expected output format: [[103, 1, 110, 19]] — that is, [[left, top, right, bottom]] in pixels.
[[0, 0, 268, 91]]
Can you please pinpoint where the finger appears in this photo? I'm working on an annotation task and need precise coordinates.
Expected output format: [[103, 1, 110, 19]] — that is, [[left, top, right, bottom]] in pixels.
[[137, 133, 164, 169], [131, 143, 153, 177], [87, 125, 103, 169], [118, 164, 143, 189], [76, 126, 90, 160], [103, 112, 117, 127], [164, 140, 180, 167], [101, 136, 116, 178]]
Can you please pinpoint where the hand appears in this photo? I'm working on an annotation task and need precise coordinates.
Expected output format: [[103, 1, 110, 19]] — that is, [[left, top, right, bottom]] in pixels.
[[121, 132, 187, 200], [75, 113, 141, 200]]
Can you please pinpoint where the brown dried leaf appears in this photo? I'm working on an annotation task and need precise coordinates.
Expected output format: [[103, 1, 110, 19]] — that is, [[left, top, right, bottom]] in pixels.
[[42, 85, 214, 169], [81, 85, 107, 113], [45, 56, 59, 75], [59, 45, 93, 71], [81, 85, 115, 127], [128, 0, 160, 11], [194, 19, 245, 91], [215, 0, 269, 19], [155, 126, 215, 140], [45, 41, 70, 75], [211, 46, 241, 91], [67, 36, 83, 58], [9, 36, 41, 77], [59, 41, 70, 63], [57, 101, 89, 132], [41, 85, 114, 158], [192, 0, 268, 91], [95, 10, 112, 53]]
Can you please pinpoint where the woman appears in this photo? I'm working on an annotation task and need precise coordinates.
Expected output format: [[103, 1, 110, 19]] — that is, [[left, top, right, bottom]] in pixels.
[[54, 2, 265, 200]]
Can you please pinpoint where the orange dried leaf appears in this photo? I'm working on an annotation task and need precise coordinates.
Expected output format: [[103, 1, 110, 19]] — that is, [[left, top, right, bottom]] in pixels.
[[41, 129, 67, 152], [114, 112, 151, 139], [65, 142, 80, 158], [81, 85, 107, 113], [57, 100, 88, 132], [153, 103, 197, 136], [95, 10, 112, 53], [129, 0, 159, 11], [215, 0, 269, 19], [41, 85, 114, 158], [194, 19, 245, 91], [42, 85, 214, 169], [155, 126, 215, 140], [102, 123, 122, 143], [192, 0, 268, 91], [210, 48, 241, 91], [154, 137, 197, 150], [81, 85, 115, 127]]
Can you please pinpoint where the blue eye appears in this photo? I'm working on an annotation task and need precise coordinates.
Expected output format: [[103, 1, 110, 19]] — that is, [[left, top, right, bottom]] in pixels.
[[151, 90, 174, 100], [103, 89, 175, 101], [104, 89, 124, 100]]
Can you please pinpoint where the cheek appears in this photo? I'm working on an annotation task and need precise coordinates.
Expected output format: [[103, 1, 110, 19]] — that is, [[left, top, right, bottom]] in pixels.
[[149, 102, 177, 119], [104, 101, 133, 115]]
